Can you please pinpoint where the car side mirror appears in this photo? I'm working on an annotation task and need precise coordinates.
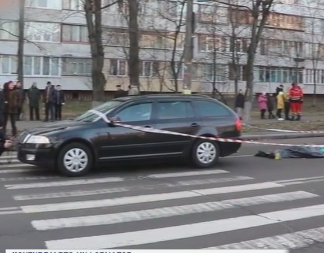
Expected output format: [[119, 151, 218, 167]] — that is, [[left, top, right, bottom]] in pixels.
[[108, 117, 121, 127]]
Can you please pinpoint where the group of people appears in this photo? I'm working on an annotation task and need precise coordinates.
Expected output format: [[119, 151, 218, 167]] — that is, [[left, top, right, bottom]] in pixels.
[[114, 84, 140, 98], [235, 83, 304, 121], [0, 81, 65, 137], [257, 83, 303, 121]]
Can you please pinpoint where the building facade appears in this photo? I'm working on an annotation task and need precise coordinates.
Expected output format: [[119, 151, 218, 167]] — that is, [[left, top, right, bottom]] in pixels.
[[0, 0, 323, 95]]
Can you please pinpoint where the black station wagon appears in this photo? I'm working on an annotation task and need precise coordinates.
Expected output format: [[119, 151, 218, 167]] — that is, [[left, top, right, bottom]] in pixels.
[[17, 94, 242, 177]]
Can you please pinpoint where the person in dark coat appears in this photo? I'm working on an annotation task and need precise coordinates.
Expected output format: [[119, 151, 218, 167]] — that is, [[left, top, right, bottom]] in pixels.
[[3, 81, 19, 137], [114, 85, 126, 98], [53, 85, 65, 121], [43, 81, 55, 122], [0, 87, 4, 123], [0, 118, 12, 156], [15, 81, 25, 120], [235, 89, 245, 120], [266, 93, 275, 119], [28, 82, 41, 121]]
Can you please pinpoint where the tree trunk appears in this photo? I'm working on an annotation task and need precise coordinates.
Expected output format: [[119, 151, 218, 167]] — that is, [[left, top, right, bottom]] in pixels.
[[17, 0, 25, 87], [127, 0, 140, 88], [84, 0, 106, 107], [313, 70, 317, 106]]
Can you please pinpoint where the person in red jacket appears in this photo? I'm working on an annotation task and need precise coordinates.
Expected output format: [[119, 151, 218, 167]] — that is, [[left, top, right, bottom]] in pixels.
[[289, 82, 303, 121]]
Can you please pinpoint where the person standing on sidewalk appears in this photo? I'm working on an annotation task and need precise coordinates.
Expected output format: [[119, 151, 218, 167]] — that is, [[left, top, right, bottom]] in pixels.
[[266, 93, 275, 119], [54, 85, 65, 121], [289, 82, 303, 121], [28, 82, 41, 121], [15, 81, 25, 121], [0, 86, 4, 123], [258, 92, 267, 119], [276, 91, 284, 121], [43, 81, 55, 122], [3, 81, 19, 137], [284, 87, 291, 120], [235, 89, 245, 120]]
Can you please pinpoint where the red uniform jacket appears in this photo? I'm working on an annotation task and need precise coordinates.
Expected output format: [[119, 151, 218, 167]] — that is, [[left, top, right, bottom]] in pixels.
[[289, 86, 303, 102]]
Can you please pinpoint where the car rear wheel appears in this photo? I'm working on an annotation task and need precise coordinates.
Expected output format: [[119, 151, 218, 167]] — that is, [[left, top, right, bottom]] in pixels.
[[57, 142, 93, 177], [191, 139, 219, 168]]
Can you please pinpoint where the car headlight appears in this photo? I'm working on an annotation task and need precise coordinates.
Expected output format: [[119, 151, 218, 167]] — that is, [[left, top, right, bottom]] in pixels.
[[25, 135, 50, 144]]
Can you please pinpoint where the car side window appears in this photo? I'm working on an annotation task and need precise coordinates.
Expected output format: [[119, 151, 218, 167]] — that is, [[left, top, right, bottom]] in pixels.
[[114, 103, 152, 122], [195, 101, 231, 117], [156, 101, 195, 119]]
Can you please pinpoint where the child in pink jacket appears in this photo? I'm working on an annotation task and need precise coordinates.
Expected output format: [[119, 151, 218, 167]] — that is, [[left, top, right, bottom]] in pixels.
[[258, 92, 267, 119]]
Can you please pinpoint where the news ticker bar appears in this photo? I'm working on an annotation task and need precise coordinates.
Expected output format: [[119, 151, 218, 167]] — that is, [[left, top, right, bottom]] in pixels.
[[5, 250, 289, 253]]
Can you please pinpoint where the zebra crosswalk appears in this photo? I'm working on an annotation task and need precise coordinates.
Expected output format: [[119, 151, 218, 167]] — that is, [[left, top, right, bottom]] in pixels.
[[1, 154, 324, 250]]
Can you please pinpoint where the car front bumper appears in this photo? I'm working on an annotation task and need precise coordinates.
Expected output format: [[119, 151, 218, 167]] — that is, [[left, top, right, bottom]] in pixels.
[[17, 143, 56, 168]]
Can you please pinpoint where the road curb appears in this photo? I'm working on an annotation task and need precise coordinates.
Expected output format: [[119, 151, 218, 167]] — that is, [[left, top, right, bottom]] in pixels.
[[242, 132, 324, 141]]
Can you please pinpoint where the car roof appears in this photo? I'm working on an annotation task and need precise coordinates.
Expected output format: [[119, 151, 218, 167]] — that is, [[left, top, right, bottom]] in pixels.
[[114, 94, 214, 102]]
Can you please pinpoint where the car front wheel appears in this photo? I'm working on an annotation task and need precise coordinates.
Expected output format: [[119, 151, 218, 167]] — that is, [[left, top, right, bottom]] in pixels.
[[57, 142, 93, 177], [192, 139, 219, 168]]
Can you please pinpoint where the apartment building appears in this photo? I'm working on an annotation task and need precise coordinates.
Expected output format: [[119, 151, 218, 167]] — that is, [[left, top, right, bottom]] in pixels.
[[0, 0, 323, 95]]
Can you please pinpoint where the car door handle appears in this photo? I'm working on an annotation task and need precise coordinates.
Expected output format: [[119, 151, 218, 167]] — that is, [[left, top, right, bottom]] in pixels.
[[191, 123, 199, 127], [144, 126, 152, 128]]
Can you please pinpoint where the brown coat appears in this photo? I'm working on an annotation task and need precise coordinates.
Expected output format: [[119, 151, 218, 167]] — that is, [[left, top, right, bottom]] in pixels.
[[4, 89, 19, 114]]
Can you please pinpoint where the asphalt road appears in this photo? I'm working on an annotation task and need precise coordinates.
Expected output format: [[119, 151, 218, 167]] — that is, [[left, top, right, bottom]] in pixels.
[[1, 137, 324, 251]]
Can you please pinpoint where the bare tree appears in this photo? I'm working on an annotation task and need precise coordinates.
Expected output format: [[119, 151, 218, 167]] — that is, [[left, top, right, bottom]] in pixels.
[[214, 0, 275, 122], [150, 0, 186, 92], [84, 0, 119, 106]]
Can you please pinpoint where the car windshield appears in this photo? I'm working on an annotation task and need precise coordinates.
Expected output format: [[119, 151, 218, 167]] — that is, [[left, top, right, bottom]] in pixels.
[[74, 100, 123, 122]]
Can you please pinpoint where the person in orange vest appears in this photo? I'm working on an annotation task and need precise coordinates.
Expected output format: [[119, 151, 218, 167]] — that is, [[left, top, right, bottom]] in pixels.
[[289, 82, 303, 121]]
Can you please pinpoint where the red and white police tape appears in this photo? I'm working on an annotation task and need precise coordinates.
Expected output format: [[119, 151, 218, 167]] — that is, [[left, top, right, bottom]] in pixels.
[[243, 123, 324, 134], [89, 110, 324, 147]]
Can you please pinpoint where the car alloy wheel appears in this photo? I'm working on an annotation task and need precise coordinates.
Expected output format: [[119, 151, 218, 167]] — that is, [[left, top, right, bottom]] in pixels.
[[196, 142, 217, 164], [63, 148, 88, 173]]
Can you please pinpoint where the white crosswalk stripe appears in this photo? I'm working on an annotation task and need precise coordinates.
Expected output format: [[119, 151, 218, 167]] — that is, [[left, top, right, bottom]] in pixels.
[[1, 157, 324, 250]]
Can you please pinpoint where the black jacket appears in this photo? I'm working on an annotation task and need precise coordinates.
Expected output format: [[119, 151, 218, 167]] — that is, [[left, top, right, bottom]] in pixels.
[[0, 90, 4, 112], [114, 89, 127, 98], [235, 94, 245, 108]]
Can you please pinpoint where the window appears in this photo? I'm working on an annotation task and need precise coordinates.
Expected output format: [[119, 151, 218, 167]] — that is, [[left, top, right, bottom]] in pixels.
[[75, 100, 123, 122], [267, 13, 303, 30], [62, 0, 84, 10], [26, 0, 61, 9], [156, 101, 195, 119], [0, 55, 17, 74], [62, 24, 88, 42], [25, 22, 60, 42], [194, 101, 231, 117], [260, 39, 303, 57], [198, 4, 227, 24], [202, 64, 227, 82], [255, 66, 303, 83], [62, 58, 92, 76], [109, 59, 127, 76], [139, 61, 159, 77], [198, 35, 227, 52], [168, 1, 186, 18], [305, 69, 324, 84], [23, 56, 59, 76], [0, 20, 18, 40], [114, 103, 152, 122]]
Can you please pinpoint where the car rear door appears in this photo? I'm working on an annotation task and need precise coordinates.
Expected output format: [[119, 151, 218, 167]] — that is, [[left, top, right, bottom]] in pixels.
[[148, 99, 200, 155], [193, 99, 239, 138]]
